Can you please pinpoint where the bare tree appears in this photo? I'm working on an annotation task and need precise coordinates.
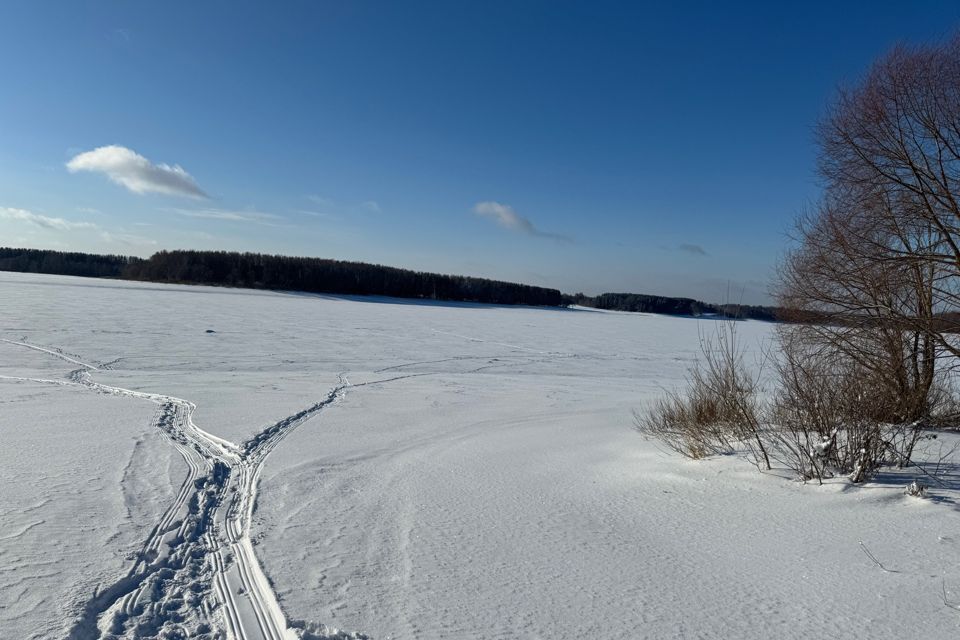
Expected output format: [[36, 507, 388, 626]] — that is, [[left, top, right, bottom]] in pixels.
[[637, 34, 960, 485], [777, 192, 941, 429], [775, 34, 960, 460], [816, 34, 960, 357]]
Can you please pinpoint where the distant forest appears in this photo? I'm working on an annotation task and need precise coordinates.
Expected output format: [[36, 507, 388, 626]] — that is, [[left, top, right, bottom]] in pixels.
[[0, 247, 141, 278], [0, 247, 782, 319], [562, 292, 780, 321], [126, 250, 562, 305], [0, 248, 561, 306]]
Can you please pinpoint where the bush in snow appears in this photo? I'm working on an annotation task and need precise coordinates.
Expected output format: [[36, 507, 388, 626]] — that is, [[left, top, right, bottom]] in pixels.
[[635, 321, 771, 470], [637, 318, 958, 484]]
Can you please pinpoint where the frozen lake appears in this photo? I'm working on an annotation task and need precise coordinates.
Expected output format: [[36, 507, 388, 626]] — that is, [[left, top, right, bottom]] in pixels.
[[1, 271, 957, 640]]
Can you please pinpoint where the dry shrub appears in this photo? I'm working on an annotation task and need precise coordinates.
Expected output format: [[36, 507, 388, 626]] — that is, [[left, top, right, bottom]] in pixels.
[[635, 322, 770, 469], [767, 325, 960, 483], [765, 340, 886, 482], [637, 320, 958, 484]]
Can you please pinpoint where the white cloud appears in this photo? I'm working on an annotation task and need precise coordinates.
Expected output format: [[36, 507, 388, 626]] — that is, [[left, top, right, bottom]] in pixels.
[[473, 201, 535, 233], [0, 206, 98, 231], [472, 201, 571, 242], [171, 207, 280, 224], [361, 200, 381, 213], [67, 145, 207, 198]]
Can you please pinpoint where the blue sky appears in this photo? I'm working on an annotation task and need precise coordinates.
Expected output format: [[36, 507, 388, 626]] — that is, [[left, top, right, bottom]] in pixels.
[[2, 1, 960, 303]]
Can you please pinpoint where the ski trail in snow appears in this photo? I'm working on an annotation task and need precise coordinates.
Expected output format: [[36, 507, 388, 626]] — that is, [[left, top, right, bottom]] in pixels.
[[429, 328, 548, 353], [2, 337, 548, 639], [0, 338, 98, 370], [1, 339, 378, 639], [59, 372, 239, 640], [372, 354, 533, 374]]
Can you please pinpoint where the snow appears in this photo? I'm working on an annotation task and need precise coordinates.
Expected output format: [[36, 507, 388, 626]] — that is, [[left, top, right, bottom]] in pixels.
[[0, 271, 958, 639], [0, 360, 182, 639]]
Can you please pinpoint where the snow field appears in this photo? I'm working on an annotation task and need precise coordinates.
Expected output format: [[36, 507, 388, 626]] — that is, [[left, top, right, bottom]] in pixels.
[[0, 271, 957, 639]]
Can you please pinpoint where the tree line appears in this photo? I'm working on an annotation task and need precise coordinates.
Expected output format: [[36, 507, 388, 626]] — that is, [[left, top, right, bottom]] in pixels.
[[0, 247, 562, 307], [0, 247, 790, 318], [0, 247, 141, 278], [562, 291, 779, 321]]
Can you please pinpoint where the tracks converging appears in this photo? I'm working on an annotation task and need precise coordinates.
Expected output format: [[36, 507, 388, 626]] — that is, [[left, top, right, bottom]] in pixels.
[[1, 336, 540, 639], [0, 339, 361, 640]]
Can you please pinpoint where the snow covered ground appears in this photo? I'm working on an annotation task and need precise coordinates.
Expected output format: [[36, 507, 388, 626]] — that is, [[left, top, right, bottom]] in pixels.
[[0, 347, 183, 640], [0, 271, 958, 639]]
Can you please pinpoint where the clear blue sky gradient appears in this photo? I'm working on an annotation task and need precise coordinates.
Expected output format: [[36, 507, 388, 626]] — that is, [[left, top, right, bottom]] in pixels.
[[3, 1, 960, 303]]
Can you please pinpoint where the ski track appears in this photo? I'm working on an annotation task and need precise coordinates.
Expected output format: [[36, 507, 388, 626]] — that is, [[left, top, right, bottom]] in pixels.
[[2, 338, 370, 640], [3, 332, 541, 639]]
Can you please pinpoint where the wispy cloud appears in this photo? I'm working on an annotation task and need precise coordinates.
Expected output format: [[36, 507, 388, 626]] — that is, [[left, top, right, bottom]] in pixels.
[[307, 194, 334, 208], [99, 230, 158, 247], [678, 243, 708, 256], [0, 206, 97, 231], [472, 201, 571, 242], [67, 145, 207, 198], [170, 207, 280, 224], [293, 209, 339, 220], [306, 195, 381, 215]]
